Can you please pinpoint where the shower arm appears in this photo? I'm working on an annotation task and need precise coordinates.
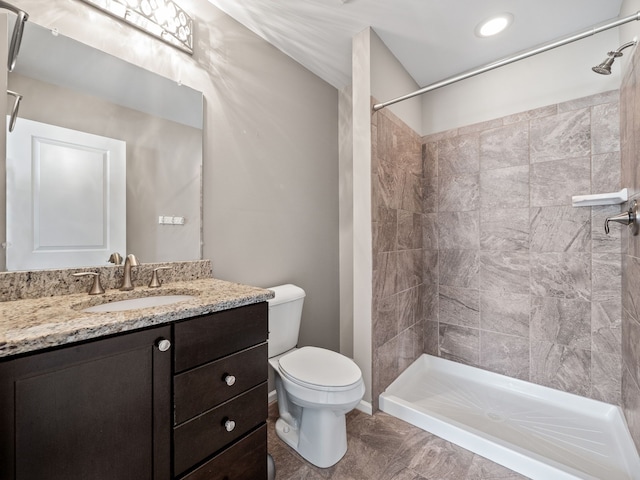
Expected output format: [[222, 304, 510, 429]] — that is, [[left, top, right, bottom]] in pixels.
[[0, 0, 28, 72], [373, 10, 640, 112], [609, 40, 636, 57]]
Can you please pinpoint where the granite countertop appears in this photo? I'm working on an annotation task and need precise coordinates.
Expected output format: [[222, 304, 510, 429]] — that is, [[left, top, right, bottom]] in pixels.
[[0, 278, 274, 358]]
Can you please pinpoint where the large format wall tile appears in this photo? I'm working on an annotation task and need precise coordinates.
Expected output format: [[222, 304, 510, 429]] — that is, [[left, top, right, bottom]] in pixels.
[[530, 206, 591, 252], [439, 173, 480, 212], [414, 92, 621, 405], [480, 165, 529, 209], [592, 205, 622, 254], [438, 211, 478, 250], [558, 90, 619, 113], [479, 331, 529, 380], [530, 252, 591, 301], [479, 251, 530, 294], [439, 285, 479, 328], [439, 324, 480, 366], [591, 351, 621, 404], [530, 108, 591, 163], [423, 142, 438, 179], [592, 300, 622, 355], [371, 107, 425, 402], [438, 133, 480, 177], [530, 341, 591, 396], [622, 366, 640, 452], [480, 291, 530, 338], [439, 249, 479, 288], [612, 49, 638, 439], [422, 213, 438, 250], [374, 90, 624, 410], [479, 121, 529, 171], [591, 102, 620, 155], [422, 250, 438, 285], [622, 309, 640, 391], [530, 157, 591, 207], [374, 206, 397, 253], [530, 297, 591, 349], [397, 250, 423, 292], [592, 152, 621, 195], [423, 176, 438, 213], [479, 208, 530, 251], [592, 253, 621, 303], [398, 210, 422, 250]]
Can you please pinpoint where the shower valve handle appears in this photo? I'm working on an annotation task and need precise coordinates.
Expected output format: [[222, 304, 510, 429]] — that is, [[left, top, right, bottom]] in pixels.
[[605, 200, 638, 235]]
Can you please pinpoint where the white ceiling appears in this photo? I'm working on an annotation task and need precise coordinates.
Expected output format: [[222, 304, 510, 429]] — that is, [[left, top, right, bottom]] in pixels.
[[206, 0, 624, 90]]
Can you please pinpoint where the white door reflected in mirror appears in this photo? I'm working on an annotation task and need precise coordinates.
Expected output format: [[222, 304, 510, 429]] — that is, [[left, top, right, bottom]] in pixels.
[[6, 117, 125, 271]]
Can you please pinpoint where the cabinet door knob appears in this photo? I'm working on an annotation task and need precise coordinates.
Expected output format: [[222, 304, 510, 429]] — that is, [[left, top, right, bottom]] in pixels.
[[223, 418, 236, 432], [156, 338, 171, 352], [223, 374, 236, 386]]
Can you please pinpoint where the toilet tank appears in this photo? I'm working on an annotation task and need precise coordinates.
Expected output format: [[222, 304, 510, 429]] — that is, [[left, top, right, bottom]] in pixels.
[[267, 284, 305, 358]]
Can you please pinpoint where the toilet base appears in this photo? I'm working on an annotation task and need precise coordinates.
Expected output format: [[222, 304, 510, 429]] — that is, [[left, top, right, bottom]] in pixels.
[[275, 407, 348, 468]]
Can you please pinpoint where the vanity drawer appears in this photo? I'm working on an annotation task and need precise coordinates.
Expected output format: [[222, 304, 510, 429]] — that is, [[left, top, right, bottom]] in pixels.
[[179, 424, 267, 480], [174, 343, 267, 424], [174, 302, 268, 373], [173, 382, 267, 476]]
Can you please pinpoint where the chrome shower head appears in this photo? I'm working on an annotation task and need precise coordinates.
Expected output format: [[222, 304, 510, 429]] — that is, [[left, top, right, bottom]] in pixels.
[[592, 40, 637, 75], [592, 56, 616, 75]]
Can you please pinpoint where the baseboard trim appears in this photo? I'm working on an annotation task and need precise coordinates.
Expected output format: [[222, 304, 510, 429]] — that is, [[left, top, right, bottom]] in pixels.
[[355, 400, 372, 415]]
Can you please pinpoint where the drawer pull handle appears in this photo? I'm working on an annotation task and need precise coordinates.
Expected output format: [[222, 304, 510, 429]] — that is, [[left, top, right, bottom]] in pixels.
[[223, 374, 236, 386], [223, 418, 236, 432], [155, 338, 171, 352]]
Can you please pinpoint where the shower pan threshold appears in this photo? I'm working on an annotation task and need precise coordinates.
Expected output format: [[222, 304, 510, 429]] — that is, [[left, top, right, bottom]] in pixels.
[[379, 354, 640, 480]]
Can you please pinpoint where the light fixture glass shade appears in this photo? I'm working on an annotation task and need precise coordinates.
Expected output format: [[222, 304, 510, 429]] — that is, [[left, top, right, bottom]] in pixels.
[[81, 0, 193, 54]]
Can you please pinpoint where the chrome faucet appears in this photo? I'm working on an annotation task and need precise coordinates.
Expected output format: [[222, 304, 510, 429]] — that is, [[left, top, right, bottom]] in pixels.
[[119, 254, 140, 291], [108, 252, 123, 265]]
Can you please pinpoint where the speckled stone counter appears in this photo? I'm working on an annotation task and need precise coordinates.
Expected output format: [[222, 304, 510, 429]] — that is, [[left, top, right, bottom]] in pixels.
[[0, 277, 274, 358]]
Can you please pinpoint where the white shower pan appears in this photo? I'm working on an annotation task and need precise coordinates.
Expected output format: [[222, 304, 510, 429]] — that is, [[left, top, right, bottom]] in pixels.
[[379, 354, 640, 480]]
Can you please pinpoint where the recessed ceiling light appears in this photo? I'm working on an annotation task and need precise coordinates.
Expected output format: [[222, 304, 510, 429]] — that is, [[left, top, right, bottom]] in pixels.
[[475, 13, 513, 37]]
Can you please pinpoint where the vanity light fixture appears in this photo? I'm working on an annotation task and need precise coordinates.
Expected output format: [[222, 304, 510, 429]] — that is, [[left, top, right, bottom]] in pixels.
[[80, 0, 193, 54], [475, 13, 513, 38]]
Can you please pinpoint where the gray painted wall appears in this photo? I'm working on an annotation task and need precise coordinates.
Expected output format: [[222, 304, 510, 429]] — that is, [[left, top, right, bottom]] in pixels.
[[13, 0, 340, 352]]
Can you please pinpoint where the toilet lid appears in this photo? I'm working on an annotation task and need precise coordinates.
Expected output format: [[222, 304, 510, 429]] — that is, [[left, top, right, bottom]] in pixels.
[[279, 346, 362, 388]]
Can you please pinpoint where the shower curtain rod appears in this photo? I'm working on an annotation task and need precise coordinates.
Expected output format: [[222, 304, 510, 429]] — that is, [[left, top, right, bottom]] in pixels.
[[372, 10, 640, 112]]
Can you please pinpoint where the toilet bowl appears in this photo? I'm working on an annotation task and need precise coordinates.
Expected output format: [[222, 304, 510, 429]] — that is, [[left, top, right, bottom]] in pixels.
[[267, 285, 365, 468]]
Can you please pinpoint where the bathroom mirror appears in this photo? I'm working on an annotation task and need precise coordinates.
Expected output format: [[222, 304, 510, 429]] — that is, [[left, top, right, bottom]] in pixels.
[[2, 20, 203, 271]]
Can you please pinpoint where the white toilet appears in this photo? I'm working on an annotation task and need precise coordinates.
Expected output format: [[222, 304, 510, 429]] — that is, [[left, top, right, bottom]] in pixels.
[[267, 284, 365, 468]]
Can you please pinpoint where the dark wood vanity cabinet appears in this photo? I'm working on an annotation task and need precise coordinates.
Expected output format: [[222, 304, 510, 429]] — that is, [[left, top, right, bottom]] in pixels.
[[0, 325, 172, 480], [173, 302, 269, 479], [0, 302, 269, 480]]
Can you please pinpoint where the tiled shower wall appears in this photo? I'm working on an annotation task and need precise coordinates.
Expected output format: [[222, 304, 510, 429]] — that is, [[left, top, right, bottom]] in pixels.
[[621, 44, 640, 452], [371, 90, 624, 409], [371, 105, 425, 410]]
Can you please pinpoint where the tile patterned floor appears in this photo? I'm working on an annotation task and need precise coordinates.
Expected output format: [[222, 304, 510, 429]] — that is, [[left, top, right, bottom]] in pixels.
[[267, 403, 530, 480]]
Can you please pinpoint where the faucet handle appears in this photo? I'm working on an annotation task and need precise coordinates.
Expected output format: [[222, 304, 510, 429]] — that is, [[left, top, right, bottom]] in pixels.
[[107, 252, 123, 265], [73, 272, 105, 295], [149, 267, 171, 288], [604, 200, 639, 235]]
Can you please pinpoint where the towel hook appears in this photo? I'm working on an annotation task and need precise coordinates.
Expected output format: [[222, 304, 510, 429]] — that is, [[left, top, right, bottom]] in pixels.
[[6, 89, 21, 131]]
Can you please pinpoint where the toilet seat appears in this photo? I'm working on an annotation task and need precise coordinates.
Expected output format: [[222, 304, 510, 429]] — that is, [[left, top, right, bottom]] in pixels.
[[278, 346, 362, 392]]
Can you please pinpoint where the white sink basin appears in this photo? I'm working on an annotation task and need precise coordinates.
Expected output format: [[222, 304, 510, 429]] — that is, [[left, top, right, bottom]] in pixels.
[[82, 295, 196, 313]]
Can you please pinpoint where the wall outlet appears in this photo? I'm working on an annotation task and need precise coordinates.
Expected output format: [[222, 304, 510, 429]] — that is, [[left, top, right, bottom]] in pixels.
[[158, 215, 185, 225]]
